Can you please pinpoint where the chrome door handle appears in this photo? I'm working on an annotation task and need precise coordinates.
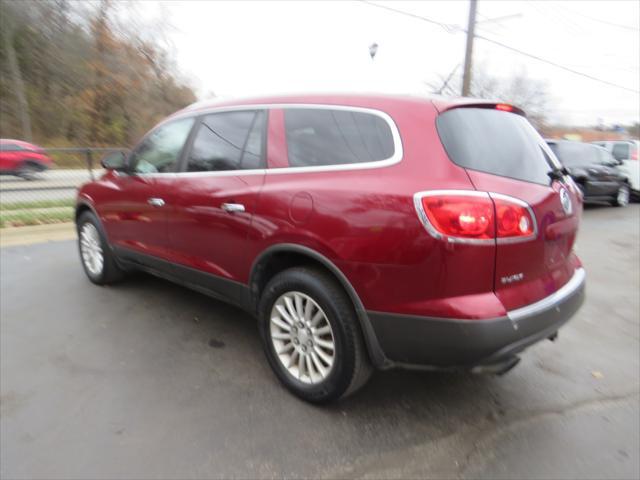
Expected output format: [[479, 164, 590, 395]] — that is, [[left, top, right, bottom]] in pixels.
[[147, 197, 165, 207], [221, 202, 245, 213]]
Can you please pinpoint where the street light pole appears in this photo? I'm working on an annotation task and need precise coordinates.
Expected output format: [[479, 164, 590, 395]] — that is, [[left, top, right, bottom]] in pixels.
[[461, 0, 477, 97]]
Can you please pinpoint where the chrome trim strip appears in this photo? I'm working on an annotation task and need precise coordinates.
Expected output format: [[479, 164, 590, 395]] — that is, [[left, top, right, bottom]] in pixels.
[[507, 268, 586, 323], [157, 169, 267, 178]]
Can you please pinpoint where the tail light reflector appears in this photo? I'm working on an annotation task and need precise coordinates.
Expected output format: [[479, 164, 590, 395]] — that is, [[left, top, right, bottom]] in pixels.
[[414, 191, 537, 244], [493, 197, 535, 238], [631, 148, 638, 161]]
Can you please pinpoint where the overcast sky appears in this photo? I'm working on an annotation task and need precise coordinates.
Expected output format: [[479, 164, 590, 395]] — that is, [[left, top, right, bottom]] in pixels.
[[135, 1, 639, 126]]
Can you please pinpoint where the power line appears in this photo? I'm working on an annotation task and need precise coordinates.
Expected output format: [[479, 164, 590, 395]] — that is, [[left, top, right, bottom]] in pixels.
[[474, 34, 639, 94], [359, 0, 640, 95], [559, 6, 639, 32], [359, 1, 461, 33]]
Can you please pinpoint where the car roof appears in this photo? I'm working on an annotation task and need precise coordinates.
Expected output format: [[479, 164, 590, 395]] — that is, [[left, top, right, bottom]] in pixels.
[[591, 140, 639, 145], [0, 139, 39, 148], [175, 92, 518, 117], [545, 139, 606, 150]]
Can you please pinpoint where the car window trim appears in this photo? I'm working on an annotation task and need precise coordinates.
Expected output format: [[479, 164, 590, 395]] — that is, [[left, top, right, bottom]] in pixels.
[[162, 103, 403, 176], [126, 116, 198, 176], [175, 109, 268, 174]]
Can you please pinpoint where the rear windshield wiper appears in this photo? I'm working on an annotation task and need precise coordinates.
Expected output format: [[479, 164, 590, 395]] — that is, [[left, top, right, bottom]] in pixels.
[[547, 166, 569, 181]]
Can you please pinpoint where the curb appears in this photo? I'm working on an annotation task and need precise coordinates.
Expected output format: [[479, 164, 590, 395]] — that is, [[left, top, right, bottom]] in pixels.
[[0, 222, 76, 248]]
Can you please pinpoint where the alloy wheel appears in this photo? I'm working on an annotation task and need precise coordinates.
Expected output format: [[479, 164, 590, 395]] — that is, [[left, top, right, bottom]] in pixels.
[[618, 185, 630, 206], [269, 291, 335, 384], [80, 223, 104, 276]]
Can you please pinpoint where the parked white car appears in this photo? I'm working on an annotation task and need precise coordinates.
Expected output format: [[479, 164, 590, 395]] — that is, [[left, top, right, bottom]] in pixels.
[[591, 140, 639, 198]]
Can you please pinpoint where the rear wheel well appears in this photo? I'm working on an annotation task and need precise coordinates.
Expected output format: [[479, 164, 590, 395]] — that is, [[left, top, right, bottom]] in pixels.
[[251, 251, 334, 306], [19, 159, 45, 170], [250, 246, 388, 368]]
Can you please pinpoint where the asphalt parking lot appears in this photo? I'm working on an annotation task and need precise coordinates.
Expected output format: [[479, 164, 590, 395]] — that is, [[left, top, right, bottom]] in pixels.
[[1, 205, 639, 480]]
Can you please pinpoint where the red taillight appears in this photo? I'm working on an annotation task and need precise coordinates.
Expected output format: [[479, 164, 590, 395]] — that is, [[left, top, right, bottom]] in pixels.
[[420, 195, 494, 240], [493, 197, 535, 238], [415, 191, 536, 243], [632, 148, 638, 161]]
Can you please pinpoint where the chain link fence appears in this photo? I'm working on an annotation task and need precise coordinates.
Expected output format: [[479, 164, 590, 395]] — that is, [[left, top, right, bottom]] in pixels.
[[0, 148, 125, 228]]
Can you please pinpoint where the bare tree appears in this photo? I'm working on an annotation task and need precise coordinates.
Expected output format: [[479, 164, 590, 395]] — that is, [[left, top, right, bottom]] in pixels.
[[426, 65, 551, 130], [474, 67, 551, 129], [1, 4, 32, 141]]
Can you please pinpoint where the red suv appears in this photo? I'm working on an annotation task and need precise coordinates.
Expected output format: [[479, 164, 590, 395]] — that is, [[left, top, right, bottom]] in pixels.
[[76, 94, 586, 402]]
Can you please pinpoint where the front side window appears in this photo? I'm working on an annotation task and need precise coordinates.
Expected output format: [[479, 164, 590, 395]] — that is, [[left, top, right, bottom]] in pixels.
[[612, 143, 630, 161], [185, 110, 265, 172], [597, 148, 617, 165], [130, 118, 195, 174], [284, 108, 395, 167]]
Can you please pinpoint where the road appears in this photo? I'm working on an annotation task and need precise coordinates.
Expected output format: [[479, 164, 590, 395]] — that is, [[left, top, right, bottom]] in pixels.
[[0, 169, 103, 203], [1, 205, 639, 479]]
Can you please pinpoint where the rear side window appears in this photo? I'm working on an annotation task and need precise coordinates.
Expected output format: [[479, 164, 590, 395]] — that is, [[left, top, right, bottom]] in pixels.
[[612, 143, 630, 161], [284, 108, 394, 167], [437, 108, 555, 185], [186, 110, 265, 172]]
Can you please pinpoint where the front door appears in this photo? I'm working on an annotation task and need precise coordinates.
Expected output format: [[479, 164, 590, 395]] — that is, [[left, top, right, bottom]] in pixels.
[[101, 117, 195, 262], [167, 110, 267, 302]]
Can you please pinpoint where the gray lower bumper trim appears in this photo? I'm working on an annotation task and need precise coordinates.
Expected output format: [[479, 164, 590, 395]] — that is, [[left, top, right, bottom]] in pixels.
[[507, 268, 586, 323], [367, 269, 586, 368]]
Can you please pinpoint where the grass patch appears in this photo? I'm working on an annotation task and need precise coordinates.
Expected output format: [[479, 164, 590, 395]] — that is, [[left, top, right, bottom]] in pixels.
[[0, 199, 75, 211], [0, 207, 74, 228]]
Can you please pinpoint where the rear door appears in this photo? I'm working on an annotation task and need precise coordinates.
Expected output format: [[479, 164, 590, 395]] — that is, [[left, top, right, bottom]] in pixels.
[[167, 109, 267, 301], [437, 107, 581, 311]]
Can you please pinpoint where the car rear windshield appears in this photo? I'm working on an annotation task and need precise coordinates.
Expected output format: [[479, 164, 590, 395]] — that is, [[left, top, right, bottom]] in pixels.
[[436, 108, 557, 185]]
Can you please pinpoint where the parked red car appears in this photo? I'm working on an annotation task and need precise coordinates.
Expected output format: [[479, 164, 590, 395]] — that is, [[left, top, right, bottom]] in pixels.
[[0, 139, 53, 179], [75, 94, 586, 402]]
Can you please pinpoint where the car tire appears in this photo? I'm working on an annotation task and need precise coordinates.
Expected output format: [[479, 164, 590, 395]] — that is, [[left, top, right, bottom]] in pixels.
[[613, 183, 630, 207], [76, 211, 125, 285], [258, 266, 372, 403], [17, 162, 41, 181]]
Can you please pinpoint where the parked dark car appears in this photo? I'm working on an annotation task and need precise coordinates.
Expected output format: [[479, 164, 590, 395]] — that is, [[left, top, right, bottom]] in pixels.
[[0, 139, 53, 180], [547, 139, 630, 207], [76, 94, 586, 403], [591, 140, 639, 198]]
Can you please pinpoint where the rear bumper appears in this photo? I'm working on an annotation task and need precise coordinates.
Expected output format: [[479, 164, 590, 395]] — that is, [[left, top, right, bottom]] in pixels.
[[368, 268, 586, 369]]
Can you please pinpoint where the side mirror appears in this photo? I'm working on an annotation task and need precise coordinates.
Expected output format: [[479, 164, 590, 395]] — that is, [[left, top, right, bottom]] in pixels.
[[101, 151, 127, 171]]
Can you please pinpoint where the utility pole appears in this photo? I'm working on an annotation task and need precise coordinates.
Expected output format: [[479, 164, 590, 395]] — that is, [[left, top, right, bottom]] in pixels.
[[461, 0, 477, 97]]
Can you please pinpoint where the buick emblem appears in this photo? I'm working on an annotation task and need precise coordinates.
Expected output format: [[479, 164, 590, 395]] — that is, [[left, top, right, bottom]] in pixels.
[[559, 187, 572, 215]]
